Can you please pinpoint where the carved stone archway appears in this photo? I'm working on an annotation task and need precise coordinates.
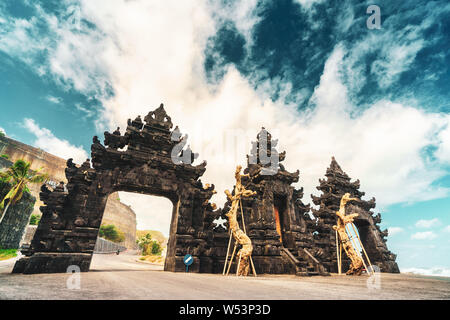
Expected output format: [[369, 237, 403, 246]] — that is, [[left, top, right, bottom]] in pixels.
[[13, 104, 217, 274]]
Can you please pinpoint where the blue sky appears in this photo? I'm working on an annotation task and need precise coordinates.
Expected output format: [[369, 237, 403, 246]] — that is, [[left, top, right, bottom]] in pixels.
[[0, 0, 449, 275]]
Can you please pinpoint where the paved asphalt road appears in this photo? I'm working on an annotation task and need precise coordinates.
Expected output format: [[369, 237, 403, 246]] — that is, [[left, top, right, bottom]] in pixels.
[[0, 253, 449, 300]]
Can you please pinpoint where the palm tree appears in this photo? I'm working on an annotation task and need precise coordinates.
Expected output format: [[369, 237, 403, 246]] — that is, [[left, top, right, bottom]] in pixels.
[[0, 160, 48, 225]]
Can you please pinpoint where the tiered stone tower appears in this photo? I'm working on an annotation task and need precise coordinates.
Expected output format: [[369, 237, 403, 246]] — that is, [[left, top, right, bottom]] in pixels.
[[311, 157, 399, 273], [217, 128, 328, 275]]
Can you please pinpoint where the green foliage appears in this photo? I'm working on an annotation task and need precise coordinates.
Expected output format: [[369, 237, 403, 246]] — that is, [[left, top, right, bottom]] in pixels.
[[151, 240, 162, 255], [0, 131, 4, 138], [136, 233, 152, 255], [0, 172, 7, 184], [29, 214, 41, 225], [0, 154, 9, 159], [136, 232, 162, 256], [0, 248, 17, 261], [0, 159, 48, 211], [99, 224, 125, 243]]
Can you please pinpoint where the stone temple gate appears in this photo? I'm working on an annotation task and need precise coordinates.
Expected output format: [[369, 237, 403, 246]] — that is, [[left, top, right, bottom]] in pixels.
[[13, 104, 399, 275], [13, 104, 217, 274]]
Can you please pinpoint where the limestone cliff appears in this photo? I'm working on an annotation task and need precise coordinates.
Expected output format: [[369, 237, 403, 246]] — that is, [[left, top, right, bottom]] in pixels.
[[103, 192, 137, 249]]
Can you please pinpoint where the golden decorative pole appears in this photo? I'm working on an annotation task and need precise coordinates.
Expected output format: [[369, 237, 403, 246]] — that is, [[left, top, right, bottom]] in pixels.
[[339, 236, 343, 274], [335, 229, 342, 275], [225, 244, 237, 276], [223, 230, 233, 275], [224, 165, 257, 277]]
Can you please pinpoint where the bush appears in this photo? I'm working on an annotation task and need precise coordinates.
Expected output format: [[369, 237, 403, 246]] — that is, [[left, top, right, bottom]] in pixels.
[[151, 240, 162, 255], [136, 233, 162, 256], [136, 233, 152, 255], [29, 214, 41, 225], [99, 224, 125, 243]]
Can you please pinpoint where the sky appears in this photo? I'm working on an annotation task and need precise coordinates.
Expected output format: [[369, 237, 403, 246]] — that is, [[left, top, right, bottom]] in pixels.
[[0, 0, 449, 276]]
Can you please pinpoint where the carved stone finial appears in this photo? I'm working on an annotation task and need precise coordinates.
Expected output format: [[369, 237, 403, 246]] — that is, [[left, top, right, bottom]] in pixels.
[[144, 103, 173, 130], [329, 156, 344, 174], [81, 159, 91, 170], [67, 158, 75, 168], [129, 115, 143, 130]]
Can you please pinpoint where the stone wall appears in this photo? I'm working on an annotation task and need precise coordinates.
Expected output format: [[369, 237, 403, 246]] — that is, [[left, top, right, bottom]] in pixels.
[[94, 237, 127, 253], [102, 192, 137, 249], [0, 180, 36, 249]]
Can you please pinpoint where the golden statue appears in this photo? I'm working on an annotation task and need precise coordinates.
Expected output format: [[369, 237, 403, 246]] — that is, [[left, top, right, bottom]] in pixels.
[[333, 193, 364, 275], [224, 165, 256, 276]]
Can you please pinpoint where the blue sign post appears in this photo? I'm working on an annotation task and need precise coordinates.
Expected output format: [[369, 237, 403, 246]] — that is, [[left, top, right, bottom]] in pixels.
[[183, 254, 193, 272]]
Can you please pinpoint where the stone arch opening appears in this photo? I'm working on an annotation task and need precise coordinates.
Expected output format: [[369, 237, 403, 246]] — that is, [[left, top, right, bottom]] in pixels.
[[353, 218, 380, 262], [91, 191, 174, 270]]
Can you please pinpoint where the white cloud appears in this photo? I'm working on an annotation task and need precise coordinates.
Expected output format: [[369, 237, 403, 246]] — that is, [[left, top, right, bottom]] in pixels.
[[388, 227, 404, 236], [0, 127, 5, 135], [341, 5, 450, 92], [73, 4, 449, 210], [208, 0, 260, 48], [295, 0, 324, 9], [370, 40, 425, 89], [75, 103, 94, 118], [402, 267, 450, 278], [443, 225, 450, 233], [435, 118, 450, 163], [1, 1, 450, 235], [23, 118, 88, 164], [411, 231, 437, 240], [0, 13, 48, 69], [283, 47, 450, 208], [46, 95, 62, 104], [415, 218, 440, 228]]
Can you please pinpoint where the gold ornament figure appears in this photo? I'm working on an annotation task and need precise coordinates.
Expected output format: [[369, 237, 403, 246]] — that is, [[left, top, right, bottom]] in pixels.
[[224, 165, 256, 276], [333, 193, 364, 275]]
